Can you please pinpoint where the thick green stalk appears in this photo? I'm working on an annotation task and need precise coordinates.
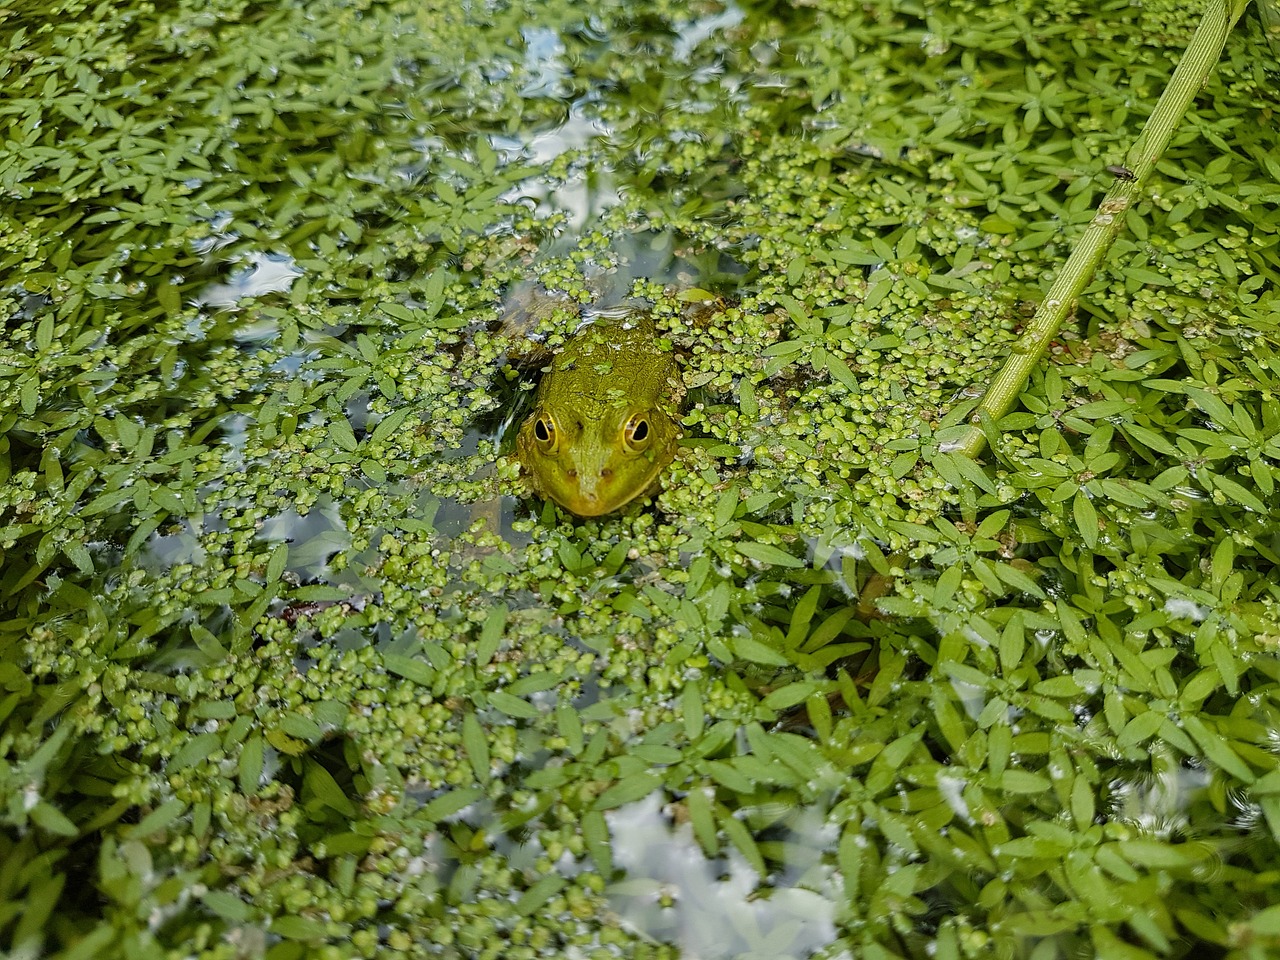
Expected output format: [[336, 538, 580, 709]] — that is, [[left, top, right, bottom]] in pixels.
[[955, 0, 1252, 459]]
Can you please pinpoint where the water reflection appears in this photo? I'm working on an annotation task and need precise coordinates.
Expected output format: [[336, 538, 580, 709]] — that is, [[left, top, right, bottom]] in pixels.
[[1107, 765, 1212, 839], [605, 793, 840, 959], [673, 2, 746, 63], [195, 251, 304, 308], [259, 495, 354, 578], [492, 97, 619, 233], [520, 26, 572, 99], [136, 518, 207, 572]]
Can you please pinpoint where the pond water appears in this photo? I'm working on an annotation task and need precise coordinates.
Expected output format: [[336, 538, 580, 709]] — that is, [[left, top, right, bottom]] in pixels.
[[3, 1, 1280, 959]]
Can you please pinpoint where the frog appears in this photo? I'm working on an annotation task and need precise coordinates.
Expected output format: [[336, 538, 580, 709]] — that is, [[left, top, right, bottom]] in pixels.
[[514, 309, 684, 517]]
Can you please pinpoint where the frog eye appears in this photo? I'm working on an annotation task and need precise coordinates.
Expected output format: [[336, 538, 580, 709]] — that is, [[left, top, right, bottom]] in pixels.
[[532, 415, 558, 453], [621, 414, 652, 453]]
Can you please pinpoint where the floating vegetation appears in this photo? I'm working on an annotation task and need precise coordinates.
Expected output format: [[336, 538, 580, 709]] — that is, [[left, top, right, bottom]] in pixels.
[[2, 0, 1279, 958]]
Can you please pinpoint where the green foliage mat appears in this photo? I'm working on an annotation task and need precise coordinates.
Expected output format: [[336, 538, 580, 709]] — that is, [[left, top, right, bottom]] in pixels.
[[1, 0, 1279, 958]]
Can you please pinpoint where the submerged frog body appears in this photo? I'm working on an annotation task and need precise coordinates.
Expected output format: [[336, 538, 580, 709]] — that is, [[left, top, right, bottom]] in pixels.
[[516, 312, 682, 517]]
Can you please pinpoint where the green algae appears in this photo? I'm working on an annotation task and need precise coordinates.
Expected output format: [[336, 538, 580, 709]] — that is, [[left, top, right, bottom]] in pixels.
[[2, 1, 1280, 959]]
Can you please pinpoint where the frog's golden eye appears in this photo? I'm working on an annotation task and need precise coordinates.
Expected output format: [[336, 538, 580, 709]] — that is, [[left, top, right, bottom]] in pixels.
[[533, 415, 558, 453], [622, 414, 651, 453]]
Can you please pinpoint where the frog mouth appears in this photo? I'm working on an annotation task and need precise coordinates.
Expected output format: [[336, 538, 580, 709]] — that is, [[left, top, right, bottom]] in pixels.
[[561, 467, 647, 516]]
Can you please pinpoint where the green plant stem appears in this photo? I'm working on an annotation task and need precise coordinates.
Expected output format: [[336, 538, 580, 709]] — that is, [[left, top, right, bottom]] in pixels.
[[955, 0, 1252, 460]]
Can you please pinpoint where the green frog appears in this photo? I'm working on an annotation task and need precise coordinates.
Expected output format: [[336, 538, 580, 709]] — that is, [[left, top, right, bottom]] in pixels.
[[515, 311, 683, 516]]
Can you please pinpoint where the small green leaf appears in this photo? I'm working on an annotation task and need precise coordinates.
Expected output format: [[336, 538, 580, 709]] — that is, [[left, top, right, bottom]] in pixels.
[[736, 540, 804, 568], [265, 544, 288, 585], [687, 787, 719, 857], [720, 810, 766, 875], [168, 733, 220, 772], [1117, 711, 1165, 748], [729, 631, 791, 667], [762, 681, 822, 711], [30, 801, 78, 837], [594, 772, 662, 811], [1182, 715, 1255, 782], [383, 653, 435, 686], [1120, 423, 1179, 457], [279, 712, 323, 743], [271, 916, 328, 941], [475, 603, 507, 667], [993, 562, 1045, 599], [515, 875, 565, 916], [582, 809, 612, 874], [1113, 839, 1214, 868], [1072, 400, 1131, 419], [127, 799, 187, 838], [681, 682, 705, 740], [304, 760, 357, 816], [328, 416, 358, 452], [1208, 471, 1266, 513], [1002, 769, 1052, 793], [1252, 904, 1280, 936], [239, 735, 264, 794], [422, 787, 483, 822], [1073, 492, 1099, 549], [36, 314, 54, 352], [63, 540, 94, 575], [1070, 776, 1095, 830], [556, 702, 583, 755], [202, 890, 252, 922], [462, 712, 490, 783], [487, 690, 540, 719]]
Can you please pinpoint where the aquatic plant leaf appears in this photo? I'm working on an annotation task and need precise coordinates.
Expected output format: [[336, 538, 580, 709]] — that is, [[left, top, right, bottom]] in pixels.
[[303, 760, 358, 817], [486, 690, 540, 720], [728, 632, 791, 667], [736, 541, 804, 568], [201, 890, 252, 922], [382, 653, 435, 686], [462, 712, 490, 784], [272, 916, 331, 941], [238, 735, 264, 795], [125, 799, 187, 839], [422, 788, 484, 823], [515, 875, 566, 917], [594, 772, 662, 811]]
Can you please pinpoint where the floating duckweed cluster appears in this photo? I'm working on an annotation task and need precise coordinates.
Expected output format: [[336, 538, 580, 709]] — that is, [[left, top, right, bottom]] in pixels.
[[3, 0, 1280, 958]]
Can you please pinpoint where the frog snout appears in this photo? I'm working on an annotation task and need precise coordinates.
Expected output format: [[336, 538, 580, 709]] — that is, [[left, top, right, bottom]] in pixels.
[[573, 467, 612, 498]]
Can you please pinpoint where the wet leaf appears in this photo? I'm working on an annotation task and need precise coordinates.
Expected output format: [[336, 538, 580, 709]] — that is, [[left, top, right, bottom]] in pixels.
[[462, 712, 490, 784], [594, 772, 662, 811], [736, 540, 804, 568]]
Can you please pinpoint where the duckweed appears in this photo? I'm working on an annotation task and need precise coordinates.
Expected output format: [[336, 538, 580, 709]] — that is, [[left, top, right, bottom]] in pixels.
[[3, 1, 1280, 959]]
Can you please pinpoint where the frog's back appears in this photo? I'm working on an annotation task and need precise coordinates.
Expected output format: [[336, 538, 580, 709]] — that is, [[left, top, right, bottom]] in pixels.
[[548, 314, 676, 413]]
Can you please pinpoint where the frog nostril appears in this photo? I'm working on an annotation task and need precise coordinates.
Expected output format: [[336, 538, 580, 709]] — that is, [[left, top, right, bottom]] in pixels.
[[567, 469, 578, 479], [600, 468, 613, 479]]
